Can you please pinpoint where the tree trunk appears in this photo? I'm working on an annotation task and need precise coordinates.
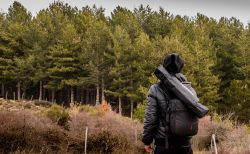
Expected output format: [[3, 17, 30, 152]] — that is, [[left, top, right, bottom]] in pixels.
[[17, 82, 21, 100], [80, 89, 84, 104], [130, 101, 134, 119], [118, 96, 122, 115], [68, 87, 71, 104], [90, 91, 92, 104], [71, 86, 74, 104], [101, 76, 105, 102], [39, 81, 43, 101], [5, 91, 8, 99], [51, 89, 55, 103], [81, 89, 86, 104], [86, 90, 89, 104], [43, 87, 46, 100], [96, 82, 100, 106], [92, 91, 95, 104], [1, 83, 4, 98], [76, 87, 80, 103], [22, 92, 25, 99]]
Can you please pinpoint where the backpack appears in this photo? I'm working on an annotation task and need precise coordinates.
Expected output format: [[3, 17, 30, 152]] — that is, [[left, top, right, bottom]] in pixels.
[[155, 65, 209, 118], [159, 73, 199, 138]]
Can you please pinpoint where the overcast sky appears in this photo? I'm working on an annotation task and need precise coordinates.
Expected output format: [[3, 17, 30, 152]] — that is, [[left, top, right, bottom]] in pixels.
[[0, 0, 249, 25]]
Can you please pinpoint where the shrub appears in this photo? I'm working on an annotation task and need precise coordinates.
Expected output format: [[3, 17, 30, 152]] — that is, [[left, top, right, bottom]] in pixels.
[[0, 130, 25, 152], [0, 110, 69, 153], [33, 100, 52, 108], [217, 125, 250, 154], [23, 102, 33, 109], [192, 116, 213, 151], [2, 100, 249, 154], [133, 103, 146, 122], [69, 111, 144, 153], [88, 129, 130, 154], [79, 105, 95, 113], [78, 105, 105, 117], [210, 114, 235, 143], [192, 114, 250, 154], [45, 105, 70, 127], [245, 125, 250, 132], [98, 100, 111, 113]]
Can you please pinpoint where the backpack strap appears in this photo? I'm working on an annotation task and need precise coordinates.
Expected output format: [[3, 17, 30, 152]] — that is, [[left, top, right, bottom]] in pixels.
[[174, 73, 187, 82], [158, 82, 172, 149], [159, 82, 171, 100]]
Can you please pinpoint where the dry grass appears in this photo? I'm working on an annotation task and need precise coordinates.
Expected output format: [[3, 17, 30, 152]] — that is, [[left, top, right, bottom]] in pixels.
[[0, 99, 249, 154], [193, 115, 250, 154], [0, 110, 69, 153], [0, 99, 144, 154], [0, 98, 46, 111], [69, 106, 143, 154]]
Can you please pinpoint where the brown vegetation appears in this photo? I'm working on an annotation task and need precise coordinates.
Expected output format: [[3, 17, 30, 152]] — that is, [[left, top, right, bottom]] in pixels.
[[193, 114, 250, 154], [0, 99, 249, 154], [0, 99, 143, 154]]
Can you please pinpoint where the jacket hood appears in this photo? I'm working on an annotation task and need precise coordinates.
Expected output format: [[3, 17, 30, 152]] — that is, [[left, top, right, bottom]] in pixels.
[[162, 53, 185, 74]]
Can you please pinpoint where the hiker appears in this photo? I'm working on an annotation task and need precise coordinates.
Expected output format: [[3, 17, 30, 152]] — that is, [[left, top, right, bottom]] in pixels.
[[142, 53, 196, 154]]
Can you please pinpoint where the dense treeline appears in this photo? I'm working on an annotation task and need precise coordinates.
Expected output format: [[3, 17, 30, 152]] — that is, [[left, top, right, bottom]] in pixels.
[[0, 1, 249, 121]]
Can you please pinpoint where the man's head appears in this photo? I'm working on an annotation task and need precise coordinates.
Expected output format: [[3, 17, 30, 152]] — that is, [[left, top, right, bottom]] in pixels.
[[163, 53, 185, 74]]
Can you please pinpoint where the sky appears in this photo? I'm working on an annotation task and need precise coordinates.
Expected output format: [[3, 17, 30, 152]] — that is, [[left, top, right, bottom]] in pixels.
[[0, 0, 249, 25]]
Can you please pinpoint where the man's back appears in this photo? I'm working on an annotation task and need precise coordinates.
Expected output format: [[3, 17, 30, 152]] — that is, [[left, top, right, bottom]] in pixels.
[[142, 82, 193, 154], [142, 53, 193, 154]]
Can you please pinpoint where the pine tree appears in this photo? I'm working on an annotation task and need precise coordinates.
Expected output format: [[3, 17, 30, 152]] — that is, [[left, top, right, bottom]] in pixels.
[[45, 23, 83, 104], [83, 19, 112, 105], [139, 7, 172, 38], [132, 32, 155, 100], [5, 1, 32, 100], [106, 26, 133, 115], [22, 12, 53, 101], [212, 17, 244, 92], [111, 6, 142, 41], [12, 55, 35, 100], [0, 15, 15, 97]]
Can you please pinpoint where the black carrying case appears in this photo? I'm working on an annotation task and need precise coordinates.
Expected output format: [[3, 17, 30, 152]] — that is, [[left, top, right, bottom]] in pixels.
[[154, 65, 209, 118]]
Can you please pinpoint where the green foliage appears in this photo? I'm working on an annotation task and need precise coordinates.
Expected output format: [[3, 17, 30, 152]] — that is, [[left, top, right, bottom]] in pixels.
[[181, 24, 220, 108], [223, 80, 250, 121], [211, 18, 244, 92], [78, 105, 105, 117], [136, 7, 172, 38], [78, 105, 94, 112], [106, 26, 133, 99], [245, 125, 250, 133], [133, 103, 146, 122], [12, 55, 36, 90], [111, 6, 142, 40], [0, 30, 15, 84], [45, 105, 70, 127], [1, 1, 250, 121]]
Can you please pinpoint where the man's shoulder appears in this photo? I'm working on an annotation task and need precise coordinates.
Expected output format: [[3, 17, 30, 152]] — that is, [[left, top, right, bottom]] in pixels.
[[148, 82, 161, 96], [149, 82, 161, 90]]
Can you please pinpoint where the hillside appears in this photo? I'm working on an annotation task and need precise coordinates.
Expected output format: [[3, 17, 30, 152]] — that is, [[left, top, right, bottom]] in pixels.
[[0, 1, 250, 122], [0, 99, 144, 154], [0, 99, 249, 154]]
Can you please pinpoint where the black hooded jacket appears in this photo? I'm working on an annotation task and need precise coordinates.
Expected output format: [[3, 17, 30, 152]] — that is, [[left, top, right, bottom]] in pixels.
[[142, 54, 195, 145]]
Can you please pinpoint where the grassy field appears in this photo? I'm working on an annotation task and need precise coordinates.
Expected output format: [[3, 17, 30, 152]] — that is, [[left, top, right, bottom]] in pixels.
[[0, 99, 249, 154]]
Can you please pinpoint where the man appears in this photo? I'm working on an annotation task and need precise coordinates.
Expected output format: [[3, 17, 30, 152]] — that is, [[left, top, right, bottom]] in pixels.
[[142, 53, 193, 154]]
